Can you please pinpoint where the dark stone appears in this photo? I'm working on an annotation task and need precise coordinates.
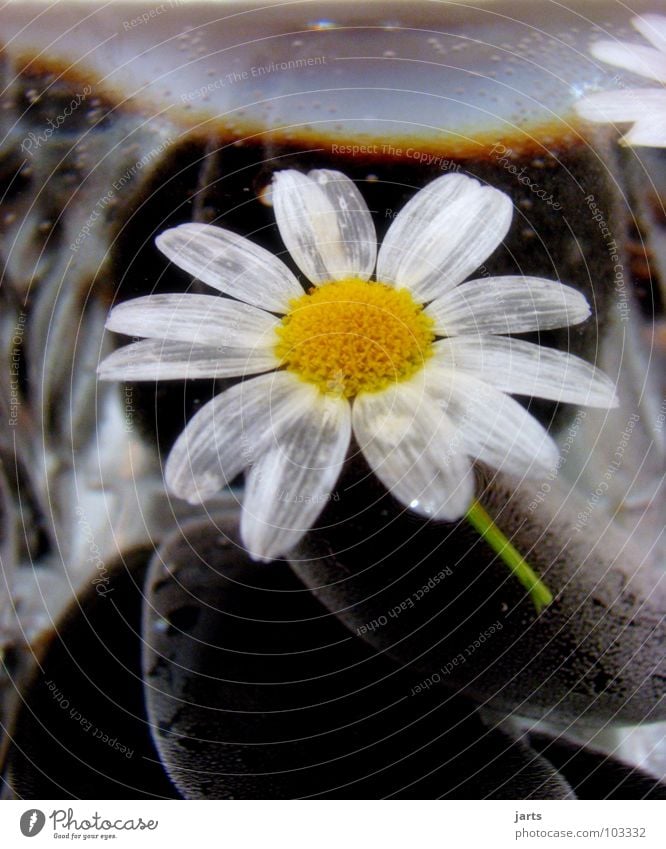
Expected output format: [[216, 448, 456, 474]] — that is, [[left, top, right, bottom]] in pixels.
[[142, 516, 575, 799], [289, 460, 666, 725], [2, 550, 180, 799], [528, 733, 666, 800]]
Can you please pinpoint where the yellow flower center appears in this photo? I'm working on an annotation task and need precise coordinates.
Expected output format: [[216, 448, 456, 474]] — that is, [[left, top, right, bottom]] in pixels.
[[274, 278, 435, 397]]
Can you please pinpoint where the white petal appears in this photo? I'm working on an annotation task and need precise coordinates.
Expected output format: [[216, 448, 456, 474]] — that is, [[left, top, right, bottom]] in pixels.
[[376, 173, 513, 301], [272, 169, 377, 283], [352, 382, 475, 521], [97, 339, 277, 381], [434, 336, 619, 408], [155, 223, 303, 313], [106, 294, 279, 347], [633, 14, 666, 54], [576, 89, 666, 122], [427, 276, 590, 335], [165, 371, 307, 504], [621, 114, 666, 148], [308, 169, 378, 278], [425, 365, 559, 476], [590, 40, 666, 83], [240, 391, 351, 561]]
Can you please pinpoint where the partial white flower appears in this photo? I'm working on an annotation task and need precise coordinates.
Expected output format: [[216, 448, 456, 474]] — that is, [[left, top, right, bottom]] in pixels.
[[576, 14, 666, 146], [99, 170, 618, 561]]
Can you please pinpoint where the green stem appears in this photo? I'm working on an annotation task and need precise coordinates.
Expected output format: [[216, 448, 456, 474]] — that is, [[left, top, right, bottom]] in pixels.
[[465, 500, 553, 614]]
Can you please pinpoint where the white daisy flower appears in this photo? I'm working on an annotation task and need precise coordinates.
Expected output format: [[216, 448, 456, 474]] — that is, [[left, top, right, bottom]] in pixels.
[[576, 13, 666, 147], [98, 170, 617, 565]]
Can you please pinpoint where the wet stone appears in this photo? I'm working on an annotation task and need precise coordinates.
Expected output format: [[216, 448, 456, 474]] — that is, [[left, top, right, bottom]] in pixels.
[[143, 516, 578, 799], [2, 550, 179, 799], [289, 459, 666, 726], [527, 733, 666, 800]]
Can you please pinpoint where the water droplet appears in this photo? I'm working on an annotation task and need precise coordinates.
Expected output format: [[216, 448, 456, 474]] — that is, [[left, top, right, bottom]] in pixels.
[[258, 184, 274, 207]]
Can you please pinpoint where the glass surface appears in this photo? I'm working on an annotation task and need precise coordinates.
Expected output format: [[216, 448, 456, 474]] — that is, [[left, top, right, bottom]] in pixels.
[[0, 0, 664, 800]]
